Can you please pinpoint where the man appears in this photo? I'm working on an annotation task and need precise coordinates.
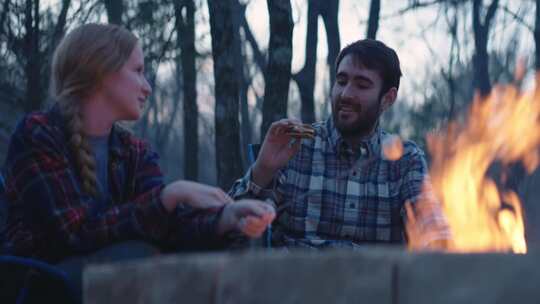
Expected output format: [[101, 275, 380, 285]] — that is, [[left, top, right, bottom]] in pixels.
[[230, 39, 450, 250]]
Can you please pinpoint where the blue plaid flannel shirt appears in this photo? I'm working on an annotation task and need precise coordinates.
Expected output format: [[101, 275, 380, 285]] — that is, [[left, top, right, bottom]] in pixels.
[[230, 118, 450, 249]]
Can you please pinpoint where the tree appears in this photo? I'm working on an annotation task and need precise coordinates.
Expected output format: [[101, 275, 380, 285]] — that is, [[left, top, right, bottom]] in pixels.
[[366, 0, 381, 39], [321, 0, 340, 88], [0, 0, 72, 112], [208, 0, 243, 189], [174, 0, 199, 181], [534, 0, 540, 74], [231, 1, 251, 167], [472, 0, 499, 96], [23, 0, 43, 112], [293, 0, 340, 124], [260, 0, 293, 138], [103, 0, 123, 25]]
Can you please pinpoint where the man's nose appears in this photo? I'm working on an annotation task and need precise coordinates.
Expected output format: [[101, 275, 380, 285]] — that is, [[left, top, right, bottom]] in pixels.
[[340, 84, 354, 101]]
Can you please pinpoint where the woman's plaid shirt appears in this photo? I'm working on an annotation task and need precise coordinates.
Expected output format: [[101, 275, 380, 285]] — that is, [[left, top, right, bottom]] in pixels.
[[2, 105, 223, 262], [230, 118, 450, 249]]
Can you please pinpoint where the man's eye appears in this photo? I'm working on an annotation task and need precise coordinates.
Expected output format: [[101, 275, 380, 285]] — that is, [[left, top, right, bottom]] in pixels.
[[356, 82, 369, 89]]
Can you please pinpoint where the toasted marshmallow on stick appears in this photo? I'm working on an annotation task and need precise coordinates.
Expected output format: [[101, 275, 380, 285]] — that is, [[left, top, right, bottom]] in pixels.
[[285, 123, 315, 139]]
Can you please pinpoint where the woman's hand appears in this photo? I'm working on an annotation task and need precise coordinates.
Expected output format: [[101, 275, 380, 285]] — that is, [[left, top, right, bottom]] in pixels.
[[252, 119, 306, 187], [217, 199, 276, 238], [161, 180, 233, 212]]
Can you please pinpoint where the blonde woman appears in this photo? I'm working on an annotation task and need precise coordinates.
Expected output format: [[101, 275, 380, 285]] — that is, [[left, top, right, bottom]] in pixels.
[[2, 23, 274, 295]]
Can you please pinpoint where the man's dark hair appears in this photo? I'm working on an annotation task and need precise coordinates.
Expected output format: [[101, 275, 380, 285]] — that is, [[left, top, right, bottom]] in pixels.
[[335, 39, 402, 96]]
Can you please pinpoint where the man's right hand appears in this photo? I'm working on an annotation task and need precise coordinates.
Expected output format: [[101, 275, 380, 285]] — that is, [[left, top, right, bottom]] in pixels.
[[252, 119, 306, 188]]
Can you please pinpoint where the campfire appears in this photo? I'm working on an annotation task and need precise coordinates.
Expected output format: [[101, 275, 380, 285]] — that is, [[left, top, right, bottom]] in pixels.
[[402, 73, 540, 254]]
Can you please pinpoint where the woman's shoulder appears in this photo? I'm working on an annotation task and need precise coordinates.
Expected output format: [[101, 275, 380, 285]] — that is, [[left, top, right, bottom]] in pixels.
[[13, 106, 64, 141]]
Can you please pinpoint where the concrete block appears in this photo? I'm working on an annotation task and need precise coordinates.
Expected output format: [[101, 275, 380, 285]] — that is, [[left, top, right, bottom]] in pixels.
[[217, 248, 404, 304], [398, 253, 540, 304], [84, 247, 405, 304], [84, 253, 228, 304]]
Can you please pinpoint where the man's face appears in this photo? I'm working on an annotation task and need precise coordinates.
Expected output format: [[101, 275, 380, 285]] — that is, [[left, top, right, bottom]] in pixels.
[[331, 54, 385, 137]]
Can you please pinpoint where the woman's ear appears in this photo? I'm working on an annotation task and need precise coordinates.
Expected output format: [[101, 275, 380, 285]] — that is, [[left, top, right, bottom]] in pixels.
[[380, 87, 398, 113]]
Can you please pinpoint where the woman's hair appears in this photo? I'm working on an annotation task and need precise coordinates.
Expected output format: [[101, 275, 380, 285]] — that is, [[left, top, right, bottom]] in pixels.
[[50, 23, 138, 197]]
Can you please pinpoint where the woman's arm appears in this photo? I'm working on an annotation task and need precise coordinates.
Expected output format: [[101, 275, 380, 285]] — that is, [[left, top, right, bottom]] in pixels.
[[4, 116, 170, 256]]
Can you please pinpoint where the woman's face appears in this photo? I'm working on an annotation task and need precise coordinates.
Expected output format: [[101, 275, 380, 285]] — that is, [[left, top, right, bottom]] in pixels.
[[100, 44, 152, 121]]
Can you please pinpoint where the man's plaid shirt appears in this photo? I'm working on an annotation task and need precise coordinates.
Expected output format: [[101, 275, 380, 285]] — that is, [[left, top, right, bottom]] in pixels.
[[230, 118, 450, 249], [2, 105, 224, 262]]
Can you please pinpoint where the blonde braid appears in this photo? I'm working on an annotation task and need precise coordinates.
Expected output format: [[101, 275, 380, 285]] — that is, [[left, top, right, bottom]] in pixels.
[[61, 99, 99, 198], [49, 24, 138, 197]]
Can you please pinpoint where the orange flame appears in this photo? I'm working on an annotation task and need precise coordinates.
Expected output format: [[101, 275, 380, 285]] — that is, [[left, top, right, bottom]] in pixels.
[[382, 135, 404, 161], [408, 76, 540, 254]]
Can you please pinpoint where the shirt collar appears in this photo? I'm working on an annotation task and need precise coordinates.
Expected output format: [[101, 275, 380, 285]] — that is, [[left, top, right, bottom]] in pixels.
[[326, 117, 382, 158], [108, 124, 131, 159]]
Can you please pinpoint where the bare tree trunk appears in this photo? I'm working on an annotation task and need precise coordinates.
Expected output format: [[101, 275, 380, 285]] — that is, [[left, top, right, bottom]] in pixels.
[[445, 4, 459, 122], [366, 0, 380, 39], [260, 0, 293, 138], [0, 0, 12, 39], [293, 0, 321, 123], [103, 0, 123, 25], [534, 0, 540, 72], [208, 0, 243, 189], [174, 0, 199, 181], [239, 7, 266, 144], [24, 0, 43, 111], [320, 0, 340, 88], [240, 14, 266, 75], [50, 0, 71, 50], [43, 0, 71, 100], [232, 1, 251, 168], [472, 0, 498, 97]]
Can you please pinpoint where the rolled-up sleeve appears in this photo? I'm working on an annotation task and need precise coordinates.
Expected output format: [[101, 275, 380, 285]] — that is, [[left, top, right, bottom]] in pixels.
[[400, 149, 452, 249]]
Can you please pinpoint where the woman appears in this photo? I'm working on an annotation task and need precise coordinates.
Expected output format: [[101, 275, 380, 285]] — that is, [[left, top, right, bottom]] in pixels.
[[2, 23, 274, 295]]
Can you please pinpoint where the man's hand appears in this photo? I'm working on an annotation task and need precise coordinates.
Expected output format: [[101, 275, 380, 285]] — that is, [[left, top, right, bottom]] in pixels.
[[252, 119, 308, 188], [217, 199, 276, 238]]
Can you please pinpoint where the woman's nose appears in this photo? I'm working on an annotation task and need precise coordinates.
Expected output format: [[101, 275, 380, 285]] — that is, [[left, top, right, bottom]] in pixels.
[[142, 77, 152, 97]]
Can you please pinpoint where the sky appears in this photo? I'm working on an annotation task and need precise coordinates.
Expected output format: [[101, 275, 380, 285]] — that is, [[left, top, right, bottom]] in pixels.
[[40, 0, 536, 119], [243, 0, 534, 103]]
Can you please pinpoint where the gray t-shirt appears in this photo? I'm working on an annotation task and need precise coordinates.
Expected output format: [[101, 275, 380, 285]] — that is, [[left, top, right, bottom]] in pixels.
[[88, 135, 109, 212]]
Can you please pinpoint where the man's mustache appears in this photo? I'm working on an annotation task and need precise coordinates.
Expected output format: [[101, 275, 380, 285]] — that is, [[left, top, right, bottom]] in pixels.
[[335, 98, 362, 112]]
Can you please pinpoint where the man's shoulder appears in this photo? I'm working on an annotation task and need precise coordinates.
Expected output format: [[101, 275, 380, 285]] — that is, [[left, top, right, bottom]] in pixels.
[[379, 131, 426, 161], [401, 139, 426, 159]]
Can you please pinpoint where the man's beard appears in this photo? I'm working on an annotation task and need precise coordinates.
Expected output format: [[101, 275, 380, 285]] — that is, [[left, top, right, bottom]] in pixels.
[[332, 98, 381, 138]]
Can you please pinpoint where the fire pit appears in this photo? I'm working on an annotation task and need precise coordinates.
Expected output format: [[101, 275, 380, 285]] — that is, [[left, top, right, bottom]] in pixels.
[[84, 248, 539, 304]]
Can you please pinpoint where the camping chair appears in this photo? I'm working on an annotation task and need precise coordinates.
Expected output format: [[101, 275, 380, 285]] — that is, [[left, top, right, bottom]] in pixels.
[[0, 173, 78, 304], [247, 144, 272, 248]]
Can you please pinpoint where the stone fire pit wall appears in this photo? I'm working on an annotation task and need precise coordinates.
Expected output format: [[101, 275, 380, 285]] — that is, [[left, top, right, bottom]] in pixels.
[[84, 247, 540, 304]]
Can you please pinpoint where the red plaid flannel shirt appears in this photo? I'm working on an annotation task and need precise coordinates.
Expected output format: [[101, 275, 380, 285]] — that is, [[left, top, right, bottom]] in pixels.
[[2, 105, 224, 262]]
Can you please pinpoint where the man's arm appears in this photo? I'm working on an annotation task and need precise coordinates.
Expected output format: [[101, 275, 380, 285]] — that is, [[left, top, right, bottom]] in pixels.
[[400, 147, 452, 250], [228, 165, 286, 210]]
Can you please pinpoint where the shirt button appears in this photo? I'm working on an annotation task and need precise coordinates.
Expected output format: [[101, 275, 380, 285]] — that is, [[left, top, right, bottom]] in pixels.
[[349, 203, 356, 209]]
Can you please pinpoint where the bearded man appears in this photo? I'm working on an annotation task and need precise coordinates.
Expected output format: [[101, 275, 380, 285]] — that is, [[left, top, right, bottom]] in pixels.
[[230, 39, 451, 250]]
